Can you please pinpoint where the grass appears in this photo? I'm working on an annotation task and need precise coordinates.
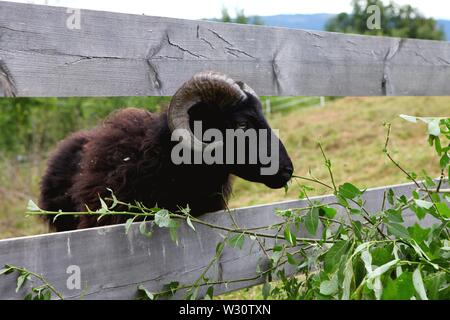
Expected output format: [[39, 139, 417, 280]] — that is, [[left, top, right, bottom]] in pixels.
[[0, 96, 448, 297]]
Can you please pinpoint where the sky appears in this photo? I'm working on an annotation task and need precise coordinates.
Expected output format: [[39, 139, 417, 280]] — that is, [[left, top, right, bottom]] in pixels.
[[3, 0, 450, 20]]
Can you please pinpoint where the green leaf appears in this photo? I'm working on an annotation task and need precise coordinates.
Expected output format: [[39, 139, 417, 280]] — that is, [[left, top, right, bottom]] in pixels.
[[399, 114, 418, 123], [215, 242, 225, 255], [324, 241, 349, 273], [137, 285, 154, 300], [338, 183, 362, 199], [205, 286, 214, 300], [284, 225, 296, 246], [387, 188, 395, 206], [0, 266, 14, 276], [227, 233, 245, 250], [298, 189, 305, 199], [305, 208, 319, 235], [435, 202, 450, 218], [169, 220, 180, 245], [386, 222, 410, 239], [336, 194, 349, 207], [161, 281, 179, 297], [382, 272, 414, 300], [371, 246, 393, 266], [385, 208, 404, 223], [124, 218, 134, 234], [106, 188, 118, 209], [367, 259, 399, 280], [434, 137, 443, 155], [411, 205, 427, 220], [361, 250, 373, 273], [99, 198, 109, 211], [139, 221, 153, 239], [407, 223, 431, 243], [155, 209, 171, 227], [440, 153, 450, 170], [262, 281, 271, 299], [348, 208, 362, 216], [342, 258, 353, 300], [16, 273, 29, 293], [320, 206, 337, 219], [26, 200, 40, 212], [320, 273, 338, 296], [286, 252, 298, 266], [427, 119, 441, 137], [186, 216, 196, 231], [414, 199, 434, 209], [413, 268, 428, 300], [424, 272, 446, 300], [271, 245, 283, 263], [42, 289, 52, 300]]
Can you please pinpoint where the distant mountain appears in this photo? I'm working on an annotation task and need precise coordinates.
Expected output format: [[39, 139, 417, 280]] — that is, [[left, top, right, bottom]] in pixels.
[[437, 20, 450, 41], [261, 13, 333, 31], [258, 14, 450, 41]]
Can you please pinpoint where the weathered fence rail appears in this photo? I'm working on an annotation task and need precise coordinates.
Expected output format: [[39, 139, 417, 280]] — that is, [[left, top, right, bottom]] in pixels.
[[1, 2, 450, 97], [0, 182, 440, 299]]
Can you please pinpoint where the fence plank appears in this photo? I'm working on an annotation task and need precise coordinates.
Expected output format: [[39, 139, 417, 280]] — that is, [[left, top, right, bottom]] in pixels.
[[0, 181, 441, 300], [1, 2, 450, 97]]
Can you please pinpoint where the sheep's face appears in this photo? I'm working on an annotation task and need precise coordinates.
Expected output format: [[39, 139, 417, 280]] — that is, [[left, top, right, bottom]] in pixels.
[[187, 91, 293, 189], [168, 71, 293, 189]]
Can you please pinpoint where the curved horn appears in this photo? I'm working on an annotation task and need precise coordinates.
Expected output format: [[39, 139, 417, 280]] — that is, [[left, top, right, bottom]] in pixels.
[[168, 71, 247, 152]]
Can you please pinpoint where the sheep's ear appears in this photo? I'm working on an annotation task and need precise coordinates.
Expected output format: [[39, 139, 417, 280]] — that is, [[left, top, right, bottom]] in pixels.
[[235, 81, 259, 99]]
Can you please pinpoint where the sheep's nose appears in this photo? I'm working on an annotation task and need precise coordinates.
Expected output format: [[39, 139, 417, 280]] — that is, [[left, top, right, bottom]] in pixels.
[[280, 165, 293, 180]]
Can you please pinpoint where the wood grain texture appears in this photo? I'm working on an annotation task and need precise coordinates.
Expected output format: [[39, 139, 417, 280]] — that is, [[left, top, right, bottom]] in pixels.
[[0, 182, 440, 300], [1, 2, 450, 97]]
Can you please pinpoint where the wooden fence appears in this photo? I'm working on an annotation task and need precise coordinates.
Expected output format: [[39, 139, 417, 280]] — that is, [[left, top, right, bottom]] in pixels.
[[1, 2, 450, 97], [0, 182, 440, 300], [0, 2, 449, 299]]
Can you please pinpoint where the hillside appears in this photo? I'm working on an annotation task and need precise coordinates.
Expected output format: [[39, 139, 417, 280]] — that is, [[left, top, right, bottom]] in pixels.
[[259, 13, 450, 41]]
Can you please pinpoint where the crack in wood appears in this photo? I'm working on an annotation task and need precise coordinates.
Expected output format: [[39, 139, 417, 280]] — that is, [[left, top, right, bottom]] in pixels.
[[207, 28, 234, 46], [305, 31, 325, 39], [381, 38, 405, 95], [0, 59, 17, 97], [271, 50, 282, 95], [206, 28, 256, 59], [414, 51, 432, 64], [437, 56, 450, 65], [200, 37, 215, 50], [0, 25, 40, 35], [144, 35, 167, 93], [225, 47, 256, 59], [225, 49, 239, 58], [166, 34, 207, 59], [196, 25, 215, 50]]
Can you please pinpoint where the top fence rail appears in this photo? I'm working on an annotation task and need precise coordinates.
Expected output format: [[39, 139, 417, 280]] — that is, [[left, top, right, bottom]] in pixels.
[[1, 2, 450, 97]]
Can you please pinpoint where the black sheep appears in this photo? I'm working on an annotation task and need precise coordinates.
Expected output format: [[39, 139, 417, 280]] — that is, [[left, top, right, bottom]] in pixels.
[[39, 71, 294, 231]]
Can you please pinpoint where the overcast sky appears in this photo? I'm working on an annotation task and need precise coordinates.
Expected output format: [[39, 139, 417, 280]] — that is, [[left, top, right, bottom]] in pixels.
[[4, 0, 450, 20]]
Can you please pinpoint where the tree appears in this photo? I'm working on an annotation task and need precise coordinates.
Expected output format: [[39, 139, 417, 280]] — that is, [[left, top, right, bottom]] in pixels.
[[219, 7, 263, 25], [326, 0, 445, 40]]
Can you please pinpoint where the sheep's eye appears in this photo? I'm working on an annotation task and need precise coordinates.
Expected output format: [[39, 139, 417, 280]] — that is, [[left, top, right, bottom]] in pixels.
[[236, 121, 247, 129]]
